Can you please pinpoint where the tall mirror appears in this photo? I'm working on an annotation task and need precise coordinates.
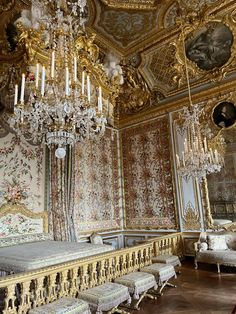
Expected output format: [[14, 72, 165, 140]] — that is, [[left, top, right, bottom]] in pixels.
[[206, 101, 236, 227]]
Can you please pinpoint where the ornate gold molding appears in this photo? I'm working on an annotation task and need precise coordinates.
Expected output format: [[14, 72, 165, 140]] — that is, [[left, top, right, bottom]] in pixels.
[[183, 202, 201, 230], [99, 0, 159, 10], [173, 12, 236, 85]]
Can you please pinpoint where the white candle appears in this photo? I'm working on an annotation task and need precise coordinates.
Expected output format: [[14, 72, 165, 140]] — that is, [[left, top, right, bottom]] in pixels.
[[74, 56, 77, 82], [51, 51, 55, 78], [65, 66, 69, 96], [20, 73, 25, 103], [209, 148, 213, 162], [41, 66, 45, 96], [176, 154, 180, 168], [82, 71, 85, 95], [98, 86, 102, 112], [182, 151, 185, 167], [14, 84, 18, 106], [203, 137, 207, 152], [214, 149, 218, 163], [87, 75, 90, 102], [184, 138, 187, 153], [35, 63, 39, 89]]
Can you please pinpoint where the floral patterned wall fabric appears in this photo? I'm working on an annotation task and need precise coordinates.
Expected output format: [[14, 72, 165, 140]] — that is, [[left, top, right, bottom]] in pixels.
[[0, 133, 45, 211], [74, 128, 121, 234], [121, 116, 177, 229]]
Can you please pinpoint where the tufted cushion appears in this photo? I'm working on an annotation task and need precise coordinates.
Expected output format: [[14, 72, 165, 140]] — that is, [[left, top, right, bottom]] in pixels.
[[207, 235, 228, 251], [141, 263, 176, 286], [78, 282, 131, 313], [114, 271, 157, 299], [152, 254, 181, 267], [29, 297, 91, 314]]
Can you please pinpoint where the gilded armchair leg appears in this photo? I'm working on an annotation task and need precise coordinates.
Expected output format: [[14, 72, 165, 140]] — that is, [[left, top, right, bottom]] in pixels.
[[194, 259, 198, 269], [217, 263, 221, 274]]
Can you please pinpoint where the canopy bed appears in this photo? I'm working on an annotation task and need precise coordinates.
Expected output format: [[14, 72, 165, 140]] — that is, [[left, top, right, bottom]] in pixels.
[[0, 203, 114, 275]]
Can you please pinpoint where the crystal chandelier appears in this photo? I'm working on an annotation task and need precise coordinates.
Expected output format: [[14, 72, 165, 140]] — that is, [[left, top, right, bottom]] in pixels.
[[9, 0, 118, 158], [176, 22, 223, 181], [176, 104, 223, 181]]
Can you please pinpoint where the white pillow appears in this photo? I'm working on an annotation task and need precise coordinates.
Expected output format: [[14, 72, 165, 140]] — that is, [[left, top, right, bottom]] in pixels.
[[90, 233, 103, 245], [207, 235, 228, 251], [199, 242, 208, 251]]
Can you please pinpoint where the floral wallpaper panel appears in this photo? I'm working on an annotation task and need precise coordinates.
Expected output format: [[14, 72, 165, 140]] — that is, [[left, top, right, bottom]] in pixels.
[[121, 116, 177, 229], [74, 128, 121, 234], [0, 133, 45, 212]]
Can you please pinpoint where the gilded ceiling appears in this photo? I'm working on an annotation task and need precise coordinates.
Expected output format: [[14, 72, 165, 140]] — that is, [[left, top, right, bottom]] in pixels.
[[1, 0, 236, 123], [88, 0, 236, 119]]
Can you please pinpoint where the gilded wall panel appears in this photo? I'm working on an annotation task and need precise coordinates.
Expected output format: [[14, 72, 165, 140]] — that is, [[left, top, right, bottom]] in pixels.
[[172, 114, 204, 231], [74, 129, 121, 234], [0, 132, 45, 211], [121, 116, 177, 230]]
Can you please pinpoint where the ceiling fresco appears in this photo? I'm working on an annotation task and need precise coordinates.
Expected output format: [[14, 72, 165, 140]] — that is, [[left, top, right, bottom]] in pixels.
[[91, 1, 159, 52]]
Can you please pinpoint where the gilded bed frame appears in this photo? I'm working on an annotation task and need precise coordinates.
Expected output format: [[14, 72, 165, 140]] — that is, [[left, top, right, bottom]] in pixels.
[[0, 203, 48, 236]]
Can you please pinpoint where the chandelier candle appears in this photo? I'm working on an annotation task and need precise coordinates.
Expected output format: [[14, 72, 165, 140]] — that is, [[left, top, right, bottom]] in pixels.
[[65, 66, 69, 96], [74, 57, 77, 82], [82, 71, 85, 95], [51, 51, 55, 78], [14, 84, 18, 106], [35, 63, 39, 89], [87, 75, 90, 102], [98, 86, 102, 112], [20, 74, 25, 103], [41, 66, 45, 96]]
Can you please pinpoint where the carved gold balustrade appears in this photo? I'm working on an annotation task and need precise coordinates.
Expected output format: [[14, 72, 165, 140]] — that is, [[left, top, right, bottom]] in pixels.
[[0, 243, 152, 314], [0, 232, 184, 313], [146, 232, 184, 258]]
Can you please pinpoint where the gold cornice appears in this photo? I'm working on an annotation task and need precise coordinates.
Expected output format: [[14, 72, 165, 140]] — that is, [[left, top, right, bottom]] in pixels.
[[118, 78, 236, 128], [99, 0, 160, 10]]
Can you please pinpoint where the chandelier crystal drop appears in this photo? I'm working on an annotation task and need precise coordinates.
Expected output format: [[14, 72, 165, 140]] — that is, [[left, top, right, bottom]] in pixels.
[[9, 0, 118, 158]]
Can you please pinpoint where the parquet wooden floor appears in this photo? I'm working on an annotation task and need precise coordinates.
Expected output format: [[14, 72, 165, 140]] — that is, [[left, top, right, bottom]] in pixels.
[[129, 258, 236, 314]]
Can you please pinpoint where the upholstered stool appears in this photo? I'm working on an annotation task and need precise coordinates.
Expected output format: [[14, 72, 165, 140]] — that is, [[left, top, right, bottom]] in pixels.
[[151, 254, 181, 273], [78, 282, 131, 314], [114, 271, 158, 310], [141, 263, 177, 295], [29, 297, 91, 314]]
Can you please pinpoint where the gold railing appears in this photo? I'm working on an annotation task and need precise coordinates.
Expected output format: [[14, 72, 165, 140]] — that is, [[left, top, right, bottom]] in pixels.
[[0, 232, 184, 313], [147, 232, 184, 258], [0, 243, 152, 314]]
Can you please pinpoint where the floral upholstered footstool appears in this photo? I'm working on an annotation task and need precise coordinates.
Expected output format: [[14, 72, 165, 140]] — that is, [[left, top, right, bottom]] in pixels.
[[114, 271, 158, 310], [151, 254, 181, 273], [141, 263, 177, 295], [78, 282, 131, 314], [29, 297, 91, 314]]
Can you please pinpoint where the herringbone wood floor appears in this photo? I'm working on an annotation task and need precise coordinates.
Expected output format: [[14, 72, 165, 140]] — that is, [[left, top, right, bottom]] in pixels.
[[129, 258, 236, 314]]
